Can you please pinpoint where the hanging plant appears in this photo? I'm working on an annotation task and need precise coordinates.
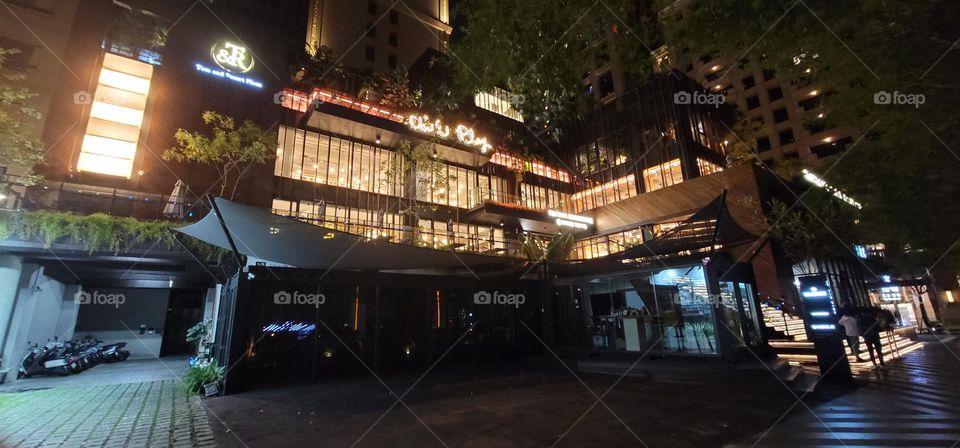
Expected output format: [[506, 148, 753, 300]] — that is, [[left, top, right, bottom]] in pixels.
[[0, 209, 226, 261]]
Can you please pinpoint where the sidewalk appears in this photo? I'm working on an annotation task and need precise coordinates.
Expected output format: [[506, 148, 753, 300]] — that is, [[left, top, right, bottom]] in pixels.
[[0, 378, 215, 447], [732, 337, 960, 447]]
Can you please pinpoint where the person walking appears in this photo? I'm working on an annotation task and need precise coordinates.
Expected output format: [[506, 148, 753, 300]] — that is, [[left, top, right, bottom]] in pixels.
[[861, 307, 886, 369], [838, 309, 865, 362]]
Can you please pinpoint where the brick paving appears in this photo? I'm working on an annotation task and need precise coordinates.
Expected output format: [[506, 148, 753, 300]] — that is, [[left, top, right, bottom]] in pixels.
[[0, 379, 215, 447]]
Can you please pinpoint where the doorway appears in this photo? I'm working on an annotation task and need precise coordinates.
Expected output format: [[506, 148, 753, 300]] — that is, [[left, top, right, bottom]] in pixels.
[[160, 289, 204, 356]]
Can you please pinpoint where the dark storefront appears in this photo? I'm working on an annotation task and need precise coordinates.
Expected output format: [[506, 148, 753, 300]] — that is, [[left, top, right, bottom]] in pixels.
[[215, 268, 545, 393]]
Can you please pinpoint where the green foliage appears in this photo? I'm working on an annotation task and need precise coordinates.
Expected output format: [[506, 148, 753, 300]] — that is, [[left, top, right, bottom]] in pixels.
[[724, 116, 768, 167], [661, 0, 960, 280], [449, 0, 659, 129], [380, 139, 449, 214], [163, 111, 275, 200], [0, 209, 227, 260], [0, 48, 44, 185], [375, 67, 422, 110], [181, 359, 224, 395], [292, 44, 346, 89], [106, 7, 167, 50], [521, 232, 575, 262], [185, 320, 210, 343], [755, 191, 861, 267]]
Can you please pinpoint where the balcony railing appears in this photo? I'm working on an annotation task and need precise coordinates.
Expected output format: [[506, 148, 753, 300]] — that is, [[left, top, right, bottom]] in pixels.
[[273, 209, 521, 257], [16, 181, 207, 221]]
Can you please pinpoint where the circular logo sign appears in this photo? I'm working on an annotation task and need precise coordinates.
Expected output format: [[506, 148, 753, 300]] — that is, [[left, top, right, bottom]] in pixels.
[[211, 41, 254, 73]]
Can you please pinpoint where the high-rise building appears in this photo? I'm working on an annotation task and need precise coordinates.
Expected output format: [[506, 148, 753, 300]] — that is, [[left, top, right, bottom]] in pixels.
[[305, 0, 451, 74], [656, 1, 853, 163], [0, 0, 80, 196]]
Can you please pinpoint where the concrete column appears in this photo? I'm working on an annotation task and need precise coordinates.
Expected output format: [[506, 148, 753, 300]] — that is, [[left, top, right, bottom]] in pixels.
[[0, 255, 23, 381]]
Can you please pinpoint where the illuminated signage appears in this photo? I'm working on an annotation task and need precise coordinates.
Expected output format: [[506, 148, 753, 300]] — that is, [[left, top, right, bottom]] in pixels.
[[548, 209, 594, 230], [211, 41, 254, 73], [797, 275, 839, 335], [77, 53, 154, 178], [801, 169, 862, 209], [801, 287, 829, 298], [406, 114, 493, 153], [195, 63, 263, 88]]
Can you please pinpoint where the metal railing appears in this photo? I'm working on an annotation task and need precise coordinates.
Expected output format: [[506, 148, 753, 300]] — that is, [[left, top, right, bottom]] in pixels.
[[273, 209, 520, 256]]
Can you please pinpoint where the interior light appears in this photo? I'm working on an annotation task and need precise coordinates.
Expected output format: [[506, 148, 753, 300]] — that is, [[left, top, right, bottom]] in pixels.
[[77, 153, 134, 178], [90, 102, 145, 127], [98, 68, 151, 94], [80, 134, 137, 159], [810, 90, 819, 96]]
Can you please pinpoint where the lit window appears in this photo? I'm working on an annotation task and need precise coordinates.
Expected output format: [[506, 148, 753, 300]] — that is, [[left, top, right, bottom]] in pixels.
[[697, 158, 724, 176], [571, 174, 637, 212], [642, 159, 683, 192], [473, 87, 524, 122]]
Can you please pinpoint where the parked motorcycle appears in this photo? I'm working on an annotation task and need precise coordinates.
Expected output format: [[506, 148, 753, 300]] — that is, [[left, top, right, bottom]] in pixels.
[[17, 335, 130, 378], [18, 342, 72, 378], [100, 341, 130, 362]]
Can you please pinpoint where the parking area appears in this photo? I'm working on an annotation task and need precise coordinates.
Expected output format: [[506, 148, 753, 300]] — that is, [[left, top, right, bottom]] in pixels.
[[0, 356, 189, 392]]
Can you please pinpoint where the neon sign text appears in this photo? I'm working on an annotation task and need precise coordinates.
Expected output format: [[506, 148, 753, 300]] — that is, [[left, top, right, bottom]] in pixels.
[[407, 114, 492, 153]]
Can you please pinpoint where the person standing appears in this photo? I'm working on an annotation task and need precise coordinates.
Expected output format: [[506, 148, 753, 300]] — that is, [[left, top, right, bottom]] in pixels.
[[861, 308, 886, 368], [838, 309, 865, 362]]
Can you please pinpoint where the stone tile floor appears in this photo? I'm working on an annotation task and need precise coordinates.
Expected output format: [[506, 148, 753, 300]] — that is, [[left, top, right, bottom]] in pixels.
[[0, 358, 214, 448]]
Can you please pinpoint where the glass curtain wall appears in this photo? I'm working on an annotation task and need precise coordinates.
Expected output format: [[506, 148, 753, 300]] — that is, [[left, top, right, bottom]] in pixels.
[[275, 125, 401, 196], [583, 265, 719, 356]]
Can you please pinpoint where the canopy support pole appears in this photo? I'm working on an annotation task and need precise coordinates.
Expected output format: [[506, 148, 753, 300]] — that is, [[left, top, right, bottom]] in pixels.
[[208, 195, 245, 268]]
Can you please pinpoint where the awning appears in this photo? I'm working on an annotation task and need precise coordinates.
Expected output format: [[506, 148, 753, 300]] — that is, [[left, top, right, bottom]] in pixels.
[[175, 198, 519, 271], [614, 193, 757, 261], [547, 193, 759, 278]]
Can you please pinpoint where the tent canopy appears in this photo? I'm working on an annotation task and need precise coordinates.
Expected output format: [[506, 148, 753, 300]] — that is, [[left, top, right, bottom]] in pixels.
[[175, 198, 519, 271]]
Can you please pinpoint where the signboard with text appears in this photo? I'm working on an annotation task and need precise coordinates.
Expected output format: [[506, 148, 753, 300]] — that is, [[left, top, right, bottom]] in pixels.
[[797, 275, 851, 383]]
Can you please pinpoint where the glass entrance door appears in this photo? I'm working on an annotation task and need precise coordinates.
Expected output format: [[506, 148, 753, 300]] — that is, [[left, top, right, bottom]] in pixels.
[[736, 283, 763, 347]]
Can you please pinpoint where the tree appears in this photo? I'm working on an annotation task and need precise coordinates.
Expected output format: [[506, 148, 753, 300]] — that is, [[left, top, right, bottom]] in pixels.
[[658, 0, 960, 283], [290, 44, 344, 90], [745, 189, 860, 276], [0, 48, 45, 185], [448, 0, 658, 130], [453, 0, 960, 280], [162, 111, 274, 200], [106, 6, 167, 50], [379, 139, 449, 242]]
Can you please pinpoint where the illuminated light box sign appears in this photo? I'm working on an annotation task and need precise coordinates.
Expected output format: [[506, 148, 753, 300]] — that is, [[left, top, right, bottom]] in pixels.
[[407, 114, 493, 153], [548, 209, 594, 230], [211, 41, 254, 73], [195, 63, 263, 88], [797, 275, 839, 335]]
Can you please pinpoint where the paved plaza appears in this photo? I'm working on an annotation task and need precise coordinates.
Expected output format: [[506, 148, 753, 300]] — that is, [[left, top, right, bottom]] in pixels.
[[1, 341, 959, 447], [0, 359, 213, 448]]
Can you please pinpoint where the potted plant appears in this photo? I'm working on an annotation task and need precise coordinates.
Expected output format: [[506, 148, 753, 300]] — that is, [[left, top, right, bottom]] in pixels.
[[186, 320, 212, 357], [182, 358, 225, 397]]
